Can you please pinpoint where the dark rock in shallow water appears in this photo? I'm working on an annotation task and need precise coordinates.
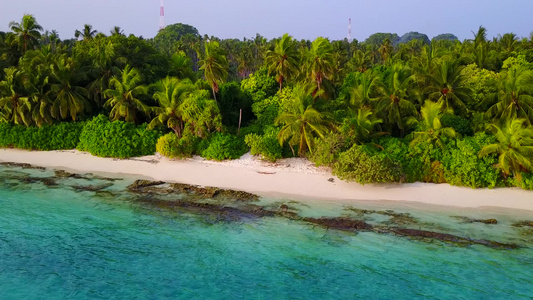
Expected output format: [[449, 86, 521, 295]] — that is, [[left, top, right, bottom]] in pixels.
[[128, 180, 165, 190], [21, 177, 58, 187], [389, 228, 519, 249], [304, 217, 373, 231], [452, 216, 498, 224], [71, 183, 113, 192], [0, 162, 45, 170], [135, 196, 273, 221], [54, 169, 85, 179], [511, 221, 533, 228]]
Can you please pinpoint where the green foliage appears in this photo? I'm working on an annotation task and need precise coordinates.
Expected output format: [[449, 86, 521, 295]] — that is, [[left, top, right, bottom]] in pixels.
[[244, 126, 282, 162], [240, 67, 278, 103], [0, 122, 83, 150], [398, 32, 430, 45], [156, 131, 198, 159], [333, 144, 402, 184], [219, 82, 254, 127], [77, 115, 162, 158], [379, 137, 425, 183], [432, 33, 458, 42], [200, 132, 248, 161], [153, 23, 200, 55], [309, 133, 346, 167], [364, 33, 399, 46], [441, 113, 473, 136], [441, 133, 500, 188]]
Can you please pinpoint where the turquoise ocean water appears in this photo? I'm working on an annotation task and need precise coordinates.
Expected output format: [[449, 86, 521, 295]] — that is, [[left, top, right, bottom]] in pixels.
[[0, 164, 532, 299]]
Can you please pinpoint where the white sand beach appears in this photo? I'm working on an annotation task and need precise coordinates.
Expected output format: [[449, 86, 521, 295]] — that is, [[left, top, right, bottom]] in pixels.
[[1, 148, 532, 212]]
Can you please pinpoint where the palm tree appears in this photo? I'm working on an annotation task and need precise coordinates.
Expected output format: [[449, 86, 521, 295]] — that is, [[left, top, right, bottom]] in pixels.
[[410, 100, 456, 149], [49, 55, 90, 121], [180, 89, 222, 138], [347, 49, 372, 73], [486, 66, 533, 124], [424, 58, 472, 115], [104, 65, 149, 123], [75, 24, 98, 41], [340, 107, 384, 145], [471, 26, 488, 68], [350, 70, 380, 108], [148, 77, 195, 138], [110, 26, 124, 36], [375, 63, 418, 136], [9, 14, 43, 53], [169, 51, 196, 81], [275, 84, 329, 156], [479, 118, 533, 181], [378, 38, 394, 64], [0, 67, 32, 125], [264, 34, 299, 91], [305, 37, 335, 97], [199, 41, 228, 101]]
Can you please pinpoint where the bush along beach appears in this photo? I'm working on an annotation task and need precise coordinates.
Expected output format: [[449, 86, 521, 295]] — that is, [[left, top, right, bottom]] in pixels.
[[1, 15, 533, 189]]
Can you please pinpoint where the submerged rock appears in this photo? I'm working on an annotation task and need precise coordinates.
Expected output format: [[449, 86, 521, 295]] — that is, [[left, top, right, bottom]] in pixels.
[[0, 162, 45, 170], [452, 216, 498, 224], [127, 180, 165, 190], [389, 228, 519, 249], [303, 217, 373, 231], [21, 177, 58, 187], [511, 221, 533, 228], [54, 169, 85, 179], [71, 183, 113, 192]]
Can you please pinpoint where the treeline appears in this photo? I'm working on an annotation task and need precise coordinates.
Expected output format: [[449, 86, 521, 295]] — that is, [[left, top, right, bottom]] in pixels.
[[1, 15, 533, 190]]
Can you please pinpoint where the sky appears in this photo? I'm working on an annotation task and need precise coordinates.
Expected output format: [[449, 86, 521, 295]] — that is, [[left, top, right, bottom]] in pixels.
[[1, 0, 533, 42]]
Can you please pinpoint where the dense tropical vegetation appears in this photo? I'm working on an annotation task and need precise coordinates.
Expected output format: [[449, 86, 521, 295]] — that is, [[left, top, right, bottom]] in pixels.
[[2, 14, 533, 189]]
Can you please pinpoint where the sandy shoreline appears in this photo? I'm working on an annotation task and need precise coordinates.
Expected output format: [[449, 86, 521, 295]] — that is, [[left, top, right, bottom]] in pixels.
[[1, 148, 532, 212]]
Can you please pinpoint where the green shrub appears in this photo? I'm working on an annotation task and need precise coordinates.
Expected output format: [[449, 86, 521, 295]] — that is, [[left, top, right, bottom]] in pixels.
[[440, 133, 500, 188], [244, 126, 282, 162], [379, 137, 425, 183], [201, 133, 249, 161], [441, 113, 473, 136], [77, 115, 163, 158], [156, 132, 199, 159], [333, 144, 402, 184], [309, 133, 346, 167], [0, 122, 84, 150]]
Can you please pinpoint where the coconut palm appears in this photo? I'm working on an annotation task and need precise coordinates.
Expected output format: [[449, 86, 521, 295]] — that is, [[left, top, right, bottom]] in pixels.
[[378, 38, 394, 64], [486, 66, 533, 124], [180, 89, 222, 138], [410, 100, 456, 149], [479, 118, 533, 181], [110, 26, 124, 36], [75, 24, 98, 41], [340, 107, 384, 145], [264, 34, 299, 91], [375, 63, 418, 136], [0, 67, 32, 125], [305, 37, 335, 97], [9, 14, 43, 53], [148, 77, 196, 138], [349, 70, 380, 108], [199, 41, 228, 101], [104, 65, 150, 123], [424, 58, 472, 115], [49, 55, 90, 121], [275, 84, 329, 156]]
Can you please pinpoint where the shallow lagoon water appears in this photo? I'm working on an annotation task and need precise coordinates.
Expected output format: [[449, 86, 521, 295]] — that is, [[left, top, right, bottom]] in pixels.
[[0, 165, 532, 299]]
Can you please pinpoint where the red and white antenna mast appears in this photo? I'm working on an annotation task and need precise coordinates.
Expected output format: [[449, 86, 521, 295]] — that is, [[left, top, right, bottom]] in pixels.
[[348, 18, 352, 42], [159, 0, 166, 31]]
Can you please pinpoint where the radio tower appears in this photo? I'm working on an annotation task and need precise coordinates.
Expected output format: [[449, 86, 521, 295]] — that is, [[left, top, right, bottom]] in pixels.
[[159, 0, 166, 31], [347, 18, 352, 42]]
